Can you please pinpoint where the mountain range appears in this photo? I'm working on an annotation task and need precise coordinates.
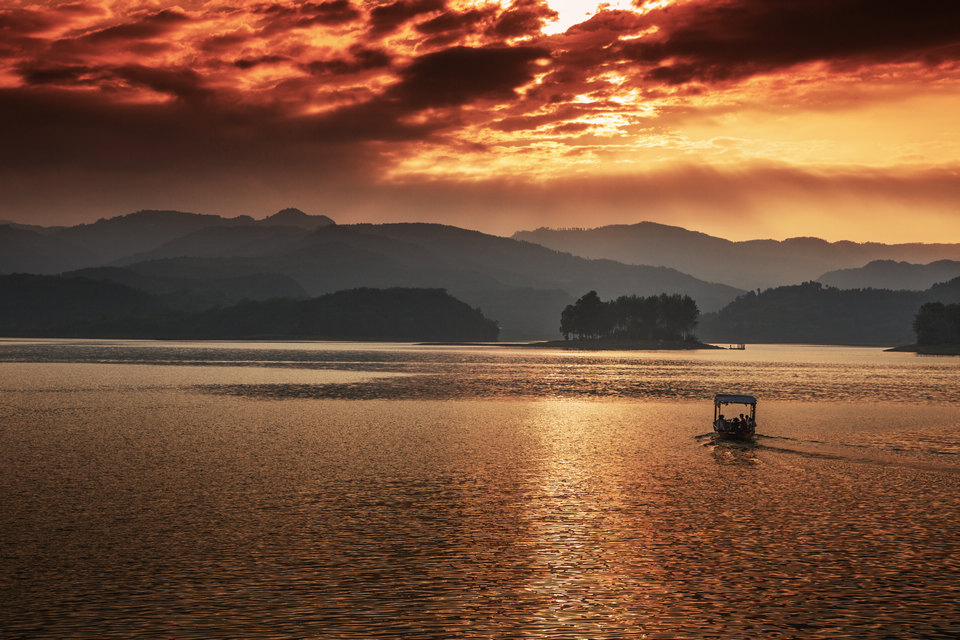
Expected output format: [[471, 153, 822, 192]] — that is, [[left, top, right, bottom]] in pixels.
[[1, 210, 742, 339], [817, 260, 960, 291], [6, 209, 960, 342], [514, 223, 960, 290]]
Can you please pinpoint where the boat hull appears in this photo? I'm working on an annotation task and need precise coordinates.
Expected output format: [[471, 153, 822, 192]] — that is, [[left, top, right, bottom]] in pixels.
[[713, 420, 755, 441]]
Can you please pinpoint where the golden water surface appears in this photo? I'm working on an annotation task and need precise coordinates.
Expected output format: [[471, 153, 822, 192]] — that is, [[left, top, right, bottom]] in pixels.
[[1, 340, 959, 638]]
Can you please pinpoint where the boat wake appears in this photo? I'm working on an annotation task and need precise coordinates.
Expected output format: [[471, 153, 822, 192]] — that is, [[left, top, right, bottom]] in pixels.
[[696, 432, 960, 472], [757, 433, 960, 458]]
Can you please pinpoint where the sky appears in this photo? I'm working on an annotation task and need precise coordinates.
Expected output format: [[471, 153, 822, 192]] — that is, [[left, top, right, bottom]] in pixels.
[[1, 0, 959, 241]]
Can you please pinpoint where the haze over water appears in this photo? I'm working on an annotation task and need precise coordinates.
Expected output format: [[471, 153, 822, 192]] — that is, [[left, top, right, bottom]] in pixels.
[[2, 340, 959, 639]]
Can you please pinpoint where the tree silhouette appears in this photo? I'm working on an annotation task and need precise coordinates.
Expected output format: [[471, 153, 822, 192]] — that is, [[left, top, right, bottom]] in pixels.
[[561, 291, 699, 341], [914, 302, 960, 345]]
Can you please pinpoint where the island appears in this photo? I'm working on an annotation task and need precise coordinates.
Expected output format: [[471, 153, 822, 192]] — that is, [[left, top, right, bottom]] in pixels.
[[498, 291, 720, 350], [887, 301, 960, 355]]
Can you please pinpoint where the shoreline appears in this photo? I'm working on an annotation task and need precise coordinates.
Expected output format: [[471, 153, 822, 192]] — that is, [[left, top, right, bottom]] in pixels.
[[423, 339, 724, 350], [885, 344, 960, 356]]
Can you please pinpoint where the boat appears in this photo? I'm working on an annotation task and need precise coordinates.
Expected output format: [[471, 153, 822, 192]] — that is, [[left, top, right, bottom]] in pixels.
[[713, 393, 757, 440]]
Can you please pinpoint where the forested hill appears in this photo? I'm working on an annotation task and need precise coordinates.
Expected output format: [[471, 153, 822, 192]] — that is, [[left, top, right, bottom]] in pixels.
[[0, 275, 498, 341], [699, 278, 960, 346]]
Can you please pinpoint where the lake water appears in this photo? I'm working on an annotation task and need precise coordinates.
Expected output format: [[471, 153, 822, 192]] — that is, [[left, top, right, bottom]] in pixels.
[[1, 340, 959, 639]]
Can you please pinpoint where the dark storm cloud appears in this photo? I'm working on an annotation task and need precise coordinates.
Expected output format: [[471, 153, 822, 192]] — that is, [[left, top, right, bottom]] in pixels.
[[303, 46, 391, 75], [16, 63, 98, 86], [254, 0, 362, 29], [414, 8, 492, 35], [300, 45, 551, 141], [112, 65, 212, 102], [15, 62, 213, 101], [298, 0, 362, 25], [233, 54, 289, 69], [0, 4, 102, 56], [0, 46, 553, 172], [388, 45, 550, 108], [623, 0, 960, 84], [199, 30, 255, 53], [67, 9, 190, 44], [0, 3, 100, 35], [369, 0, 445, 34], [0, 7, 63, 34]]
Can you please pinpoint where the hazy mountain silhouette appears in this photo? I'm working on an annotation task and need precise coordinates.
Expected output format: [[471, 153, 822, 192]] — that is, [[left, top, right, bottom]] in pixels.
[[116, 222, 743, 338], [817, 260, 960, 291], [54, 210, 256, 263], [699, 278, 960, 346], [0, 276, 497, 341], [115, 225, 310, 263], [257, 208, 335, 230], [0, 225, 93, 274], [514, 222, 960, 290], [66, 266, 306, 311], [0, 219, 65, 234], [1, 208, 336, 268]]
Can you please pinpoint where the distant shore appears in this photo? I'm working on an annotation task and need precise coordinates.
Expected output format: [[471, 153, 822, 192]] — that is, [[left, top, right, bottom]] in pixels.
[[424, 339, 723, 350], [886, 344, 960, 356]]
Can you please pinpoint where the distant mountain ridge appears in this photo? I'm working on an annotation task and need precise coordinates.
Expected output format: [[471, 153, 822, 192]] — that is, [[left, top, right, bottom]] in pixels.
[[0, 210, 742, 339], [817, 260, 960, 291], [2, 208, 335, 271], [514, 222, 960, 290]]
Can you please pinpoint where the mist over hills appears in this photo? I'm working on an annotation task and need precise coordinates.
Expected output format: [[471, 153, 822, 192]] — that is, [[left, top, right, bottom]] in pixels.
[[817, 260, 960, 291], [1, 209, 741, 339], [514, 223, 960, 290]]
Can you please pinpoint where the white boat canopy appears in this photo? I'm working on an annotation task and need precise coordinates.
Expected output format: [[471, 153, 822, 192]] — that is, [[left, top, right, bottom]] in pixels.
[[714, 393, 757, 405]]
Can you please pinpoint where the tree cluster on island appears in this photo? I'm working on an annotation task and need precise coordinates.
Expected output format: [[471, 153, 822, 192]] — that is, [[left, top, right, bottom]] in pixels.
[[913, 302, 960, 346], [559, 291, 700, 342]]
